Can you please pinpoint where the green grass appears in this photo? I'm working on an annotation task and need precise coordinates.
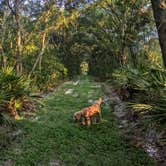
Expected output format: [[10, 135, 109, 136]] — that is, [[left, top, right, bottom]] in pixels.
[[0, 78, 156, 166]]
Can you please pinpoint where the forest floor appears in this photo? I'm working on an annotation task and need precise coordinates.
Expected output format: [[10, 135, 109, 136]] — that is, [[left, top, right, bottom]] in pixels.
[[0, 77, 156, 166]]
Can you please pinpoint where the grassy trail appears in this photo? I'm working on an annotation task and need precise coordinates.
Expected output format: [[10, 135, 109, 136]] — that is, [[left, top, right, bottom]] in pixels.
[[0, 78, 156, 166]]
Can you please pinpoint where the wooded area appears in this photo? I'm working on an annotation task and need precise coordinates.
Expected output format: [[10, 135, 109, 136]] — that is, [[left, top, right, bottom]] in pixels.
[[0, 0, 166, 165]]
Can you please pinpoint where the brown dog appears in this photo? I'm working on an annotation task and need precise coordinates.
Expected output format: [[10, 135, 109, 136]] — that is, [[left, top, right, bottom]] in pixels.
[[83, 98, 102, 126], [73, 98, 102, 126]]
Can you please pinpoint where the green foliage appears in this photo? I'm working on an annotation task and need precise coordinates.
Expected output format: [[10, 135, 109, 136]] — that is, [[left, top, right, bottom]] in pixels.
[[30, 54, 68, 92], [112, 65, 166, 123], [0, 67, 30, 121], [0, 114, 15, 126], [0, 67, 30, 100], [112, 66, 148, 90], [80, 61, 89, 75], [0, 0, 160, 81]]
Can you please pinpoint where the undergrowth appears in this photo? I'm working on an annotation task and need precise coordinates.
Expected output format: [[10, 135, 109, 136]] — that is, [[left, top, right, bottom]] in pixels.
[[0, 78, 156, 166]]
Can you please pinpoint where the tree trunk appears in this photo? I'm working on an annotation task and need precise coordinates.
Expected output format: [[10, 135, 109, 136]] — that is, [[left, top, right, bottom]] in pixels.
[[0, 9, 8, 69], [16, 28, 22, 75], [151, 0, 166, 67], [29, 32, 47, 77], [129, 46, 136, 67], [121, 45, 127, 65], [0, 44, 6, 68], [7, 0, 23, 74], [0, 48, 7, 69], [39, 56, 42, 71]]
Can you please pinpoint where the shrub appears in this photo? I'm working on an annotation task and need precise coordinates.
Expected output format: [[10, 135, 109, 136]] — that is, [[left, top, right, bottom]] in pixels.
[[0, 67, 31, 120], [112, 65, 166, 124]]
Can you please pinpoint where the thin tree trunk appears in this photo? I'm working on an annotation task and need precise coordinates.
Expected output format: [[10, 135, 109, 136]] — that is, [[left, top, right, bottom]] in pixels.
[[129, 46, 136, 67], [0, 48, 7, 69], [121, 45, 127, 65], [39, 56, 42, 71], [29, 32, 47, 77], [16, 29, 22, 74], [0, 44, 6, 68], [0, 9, 8, 69], [151, 0, 166, 67], [121, 14, 127, 66], [7, 0, 23, 74]]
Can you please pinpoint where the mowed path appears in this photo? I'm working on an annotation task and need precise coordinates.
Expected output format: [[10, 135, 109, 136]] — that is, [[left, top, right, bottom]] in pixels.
[[0, 78, 156, 166]]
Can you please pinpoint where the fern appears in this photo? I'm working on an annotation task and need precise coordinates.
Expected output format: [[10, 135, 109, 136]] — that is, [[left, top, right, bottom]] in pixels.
[[112, 65, 166, 124]]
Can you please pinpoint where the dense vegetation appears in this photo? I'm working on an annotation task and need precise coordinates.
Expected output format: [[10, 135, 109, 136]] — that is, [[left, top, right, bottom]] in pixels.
[[0, 0, 166, 165]]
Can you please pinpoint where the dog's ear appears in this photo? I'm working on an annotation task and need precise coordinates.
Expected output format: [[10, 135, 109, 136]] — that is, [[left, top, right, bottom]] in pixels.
[[74, 113, 81, 121], [73, 112, 78, 121]]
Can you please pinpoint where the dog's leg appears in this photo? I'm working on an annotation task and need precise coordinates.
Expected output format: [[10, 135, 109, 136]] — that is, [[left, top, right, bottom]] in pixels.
[[91, 115, 97, 124], [86, 117, 91, 127], [81, 116, 86, 125], [98, 111, 102, 122]]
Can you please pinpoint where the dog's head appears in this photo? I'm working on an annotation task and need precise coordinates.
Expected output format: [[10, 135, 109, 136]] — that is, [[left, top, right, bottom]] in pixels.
[[97, 98, 102, 105], [73, 112, 82, 121]]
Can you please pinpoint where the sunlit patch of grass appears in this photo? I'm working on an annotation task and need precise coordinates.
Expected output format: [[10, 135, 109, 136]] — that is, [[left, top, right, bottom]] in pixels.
[[0, 77, 156, 166]]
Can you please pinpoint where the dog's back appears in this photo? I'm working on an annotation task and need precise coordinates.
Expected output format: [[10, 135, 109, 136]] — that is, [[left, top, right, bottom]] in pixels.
[[84, 98, 102, 117]]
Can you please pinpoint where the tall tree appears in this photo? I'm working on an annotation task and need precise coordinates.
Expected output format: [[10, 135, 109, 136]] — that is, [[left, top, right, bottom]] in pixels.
[[151, 0, 166, 67], [6, 0, 24, 74]]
